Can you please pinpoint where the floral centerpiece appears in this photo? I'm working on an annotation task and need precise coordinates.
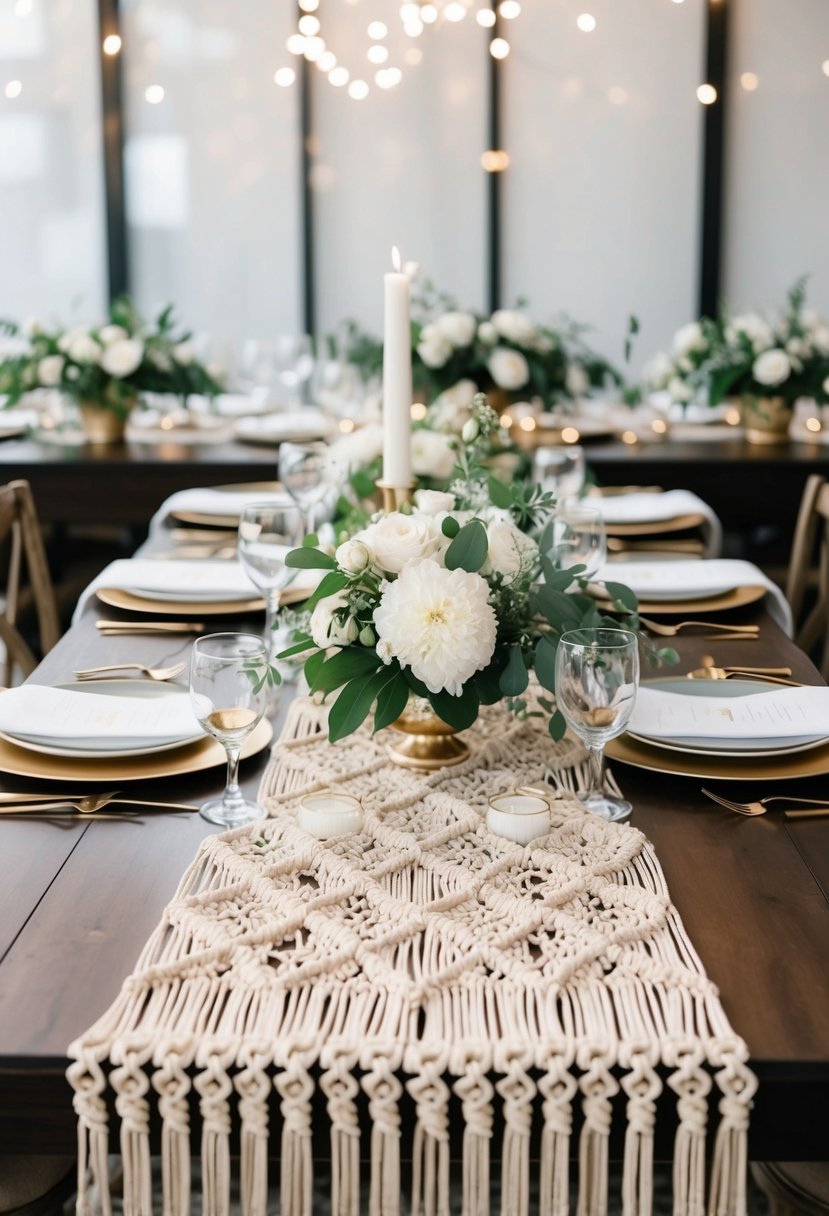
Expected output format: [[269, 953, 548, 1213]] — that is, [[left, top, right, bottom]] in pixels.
[[0, 297, 221, 441], [277, 396, 669, 760]]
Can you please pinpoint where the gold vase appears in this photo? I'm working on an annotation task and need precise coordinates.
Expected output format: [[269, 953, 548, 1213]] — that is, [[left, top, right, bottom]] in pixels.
[[386, 698, 470, 771], [741, 394, 792, 445], [79, 402, 127, 444]]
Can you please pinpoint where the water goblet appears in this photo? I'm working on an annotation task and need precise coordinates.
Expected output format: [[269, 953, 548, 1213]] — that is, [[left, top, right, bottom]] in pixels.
[[554, 628, 639, 822], [274, 334, 314, 405], [237, 501, 305, 666], [533, 445, 586, 504], [189, 633, 269, 827], [544, 502, 606, 582], [278, 440, 333, 535]]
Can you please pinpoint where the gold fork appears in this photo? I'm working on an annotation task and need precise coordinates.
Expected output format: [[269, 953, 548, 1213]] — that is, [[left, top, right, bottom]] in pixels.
[[639, 617, 759, 638], [701, 788, 829, 818], [72, 660, 187, 681]]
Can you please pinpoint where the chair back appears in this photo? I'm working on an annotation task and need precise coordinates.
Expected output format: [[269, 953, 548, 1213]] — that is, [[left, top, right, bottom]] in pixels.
[[786, 473, 829, 678], [0, 480, 60, 684]]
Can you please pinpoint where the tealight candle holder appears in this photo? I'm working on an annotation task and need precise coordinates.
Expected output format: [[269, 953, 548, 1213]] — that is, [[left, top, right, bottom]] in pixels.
[[486, 787, 552, 845], [297, 790, 364, 839]]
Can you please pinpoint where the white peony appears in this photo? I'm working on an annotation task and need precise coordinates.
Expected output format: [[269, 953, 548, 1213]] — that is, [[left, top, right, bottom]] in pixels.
[[482, 517, 537, 584], [812, 326, 829, 356], [326, 423, 385, 477], [411, 428, 457, 480], [667, 376, 692, 403], [358, 511, 442, 574], [98, 324, 128, 345], [173, 340, 196, 365], [435, 311, 477, 348], [478, 320, 498, 345], [373, 559, 497, 696], [726, 313, 774, 353], [565, 363, 590, 397], [417, 324, 453, 369], [491, 309, 537, 346], [58, 327, 84, 354], [100, 338, 144, 378], [488, 347, 530, 391], [37, 355, 64, 387], [671, 322, 706, 358], [68, 334, 103, 364], [414, 489, 456, 514], [643, 351, 674, 390], [753, 349, 791, 386], [310, 591, 358, 649], [335, 537, 371, 574]]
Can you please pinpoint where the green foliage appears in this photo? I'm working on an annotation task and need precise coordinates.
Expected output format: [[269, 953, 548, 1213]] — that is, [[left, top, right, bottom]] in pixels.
[[285, 547, 338, 570], [444, 519, 488, 573]]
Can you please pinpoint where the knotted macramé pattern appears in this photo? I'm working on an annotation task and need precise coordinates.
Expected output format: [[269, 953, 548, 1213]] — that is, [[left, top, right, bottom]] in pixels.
[[67, 696, 756, 1216]]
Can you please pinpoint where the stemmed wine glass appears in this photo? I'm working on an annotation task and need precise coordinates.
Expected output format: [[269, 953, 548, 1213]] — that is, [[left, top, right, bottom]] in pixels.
[[554, 628, 639, 822], [274, 335, 314, 406], [237, 501, 305, 667], [278, 441, 333, 535], [544, 502, 607, 582], [189, 633, 269, 827], [533, 445, 586, 504]]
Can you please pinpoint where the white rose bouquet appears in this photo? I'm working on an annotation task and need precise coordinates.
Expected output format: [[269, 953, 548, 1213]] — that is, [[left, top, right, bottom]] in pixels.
[[0, 297, 220, 417], [278, 395, 665, 745]]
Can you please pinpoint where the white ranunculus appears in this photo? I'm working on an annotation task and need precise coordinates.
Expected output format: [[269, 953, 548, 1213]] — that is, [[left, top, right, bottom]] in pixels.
[[309, 591, 358, 650], [488, 347, 530, 391], [411, 428, 457, 480], [358, 511, 442, 574], [565, 363, 590, 397], [68, 334, 103, 365], [100, 338, 144, 378], [326, 422, 385, 478], [482, 517, 537, 584], [643, 351, 674, 390], [98, 324, 128, 346], [491, 309, 537, 346], [671, 322, 706, 358], [414, 489, 456, 515], [335, 537, 371, 575], [753, 348, 791, 387], [478, 320, 498, 345], [37, 355, 64, 387], [417, 324, 453, 369], [667, 376, 692, 403], [373, 559, 497, 696], [435, 311, 477, 348], [173, 340, 196, 365]]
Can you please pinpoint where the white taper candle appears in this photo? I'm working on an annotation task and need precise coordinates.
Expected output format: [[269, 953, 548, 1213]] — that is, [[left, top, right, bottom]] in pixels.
[[382, 246, 413, 487]]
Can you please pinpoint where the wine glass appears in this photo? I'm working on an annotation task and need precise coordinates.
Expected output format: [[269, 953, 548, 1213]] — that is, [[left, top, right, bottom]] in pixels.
[[278, 440, 333, 534], [237, 501, 305, 667], [554, 628, 639, 822], [238, 339, 277, 405], [533, 445, 586, 504], [274, 334, 314, 405], [544, 503, 606, 582], [189, 633, 269, 827]]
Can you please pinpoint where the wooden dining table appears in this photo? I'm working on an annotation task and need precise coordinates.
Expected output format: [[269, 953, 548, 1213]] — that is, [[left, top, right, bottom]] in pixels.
[[0, 530, 827, 1166]]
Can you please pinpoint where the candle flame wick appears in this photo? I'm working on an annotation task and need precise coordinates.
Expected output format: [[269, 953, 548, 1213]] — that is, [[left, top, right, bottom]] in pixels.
[[391, 245, 402, 272]]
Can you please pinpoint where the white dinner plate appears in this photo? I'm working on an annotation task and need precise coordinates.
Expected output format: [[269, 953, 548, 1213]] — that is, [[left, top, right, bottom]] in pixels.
[[0, 680, 203, 759], [234, 411, 335, 446], [130, 585, 257, 603], [627, 678, 828, 759]]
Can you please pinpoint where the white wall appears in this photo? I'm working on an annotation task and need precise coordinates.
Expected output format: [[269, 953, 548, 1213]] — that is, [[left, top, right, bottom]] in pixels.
[[724, 0, 829, 317], [0, 0, 106, 324], [502, 0, 706, 371]]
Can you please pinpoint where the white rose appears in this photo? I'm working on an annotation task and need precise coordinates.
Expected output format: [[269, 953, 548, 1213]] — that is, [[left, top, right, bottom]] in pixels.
[[173, 340, 196, 365], [411, 428, 457, 480], [812, 326, 829, 355], [98, 324, 128, 345], [309, 591, 358, 649], [358, 511, 442, 574], [753, 348, 791, 387], [565, 363, 590, 397], [482, 518, 537, 584], [417, 324, 453, 369], [335, 538, 371, 574], [57, 327, 84, 354], [643, 351, 674, 390], [68, 334, 103, 364], [435, 311, 477, 348], [37, 355, 64, 386], [667, 376, 692, 403], [491, 309, 537, 346], [326, 422, 385, 478], [100, 338, 144, 378], [671, 322, 706, 358], [488, 347, 530, 391], [478, 320, 498, 345], [727, 313, 774, 353], [414, 489, 456, 514]]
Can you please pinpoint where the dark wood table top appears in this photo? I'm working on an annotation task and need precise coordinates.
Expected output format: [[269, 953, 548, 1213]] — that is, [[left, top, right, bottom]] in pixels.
[[0, 538, 828, 1158]]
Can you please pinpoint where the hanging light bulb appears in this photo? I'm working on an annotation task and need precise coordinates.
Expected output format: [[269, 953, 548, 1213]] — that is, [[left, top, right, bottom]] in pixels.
[[489, 36, 510, 58]]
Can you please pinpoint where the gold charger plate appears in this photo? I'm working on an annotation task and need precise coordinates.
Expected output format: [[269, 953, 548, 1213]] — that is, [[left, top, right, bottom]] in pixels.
[[0, 716, 272, 783], [595, 583, 766, 616], [604, 512, 706, 537], [170, 481, 281, 528], [606, 730, 829, 782], [96, 583, 312, 614]]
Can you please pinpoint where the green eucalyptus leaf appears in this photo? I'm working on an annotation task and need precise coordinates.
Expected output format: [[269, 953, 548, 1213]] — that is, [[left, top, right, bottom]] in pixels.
[[275, 635, 316, 659], [441, 515, 461, 539], [444, 519, 488, 573], [533, 585, 583, 631], [301, 532, 319, 548], [603, 581, 638, 613], [534, 636, 557, 692], [548, 709, 567, 742], [499, 644, 529, 696], [302, 570, 349, 611], [286, 547, 337, 570], [487, 475, 512, 509]]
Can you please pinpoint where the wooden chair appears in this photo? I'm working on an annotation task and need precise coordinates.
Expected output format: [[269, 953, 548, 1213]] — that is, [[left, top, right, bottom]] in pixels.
[[0, 480, 60, 685], [786, 474, 829, 678]]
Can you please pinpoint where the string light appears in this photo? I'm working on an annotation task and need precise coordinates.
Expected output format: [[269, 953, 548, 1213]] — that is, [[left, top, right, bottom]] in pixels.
[[477, 8, 496, 25], [481, 149, 510, 171], [740, 71, 759, 91], [298, 14, 320, 35], [696, 82, 717, 104], [317, 51, 337, 71], [348, 79, 369, 99], [576, 13, 597, 32], [499, 1, 521, 17], [286, 33, 306, 54], [368, 44, 389, 63], [420, 5, 438, 22], [145, 84, 165, 104], [489, 37, 510, 58], [367, 21, 388, 39], [303, 36, 326, 61], [102, 34, 122, 55], [328, 66, 350, 86], [404, 47, 423, 65], [298, 0, 319, 9], [822, 60, 829, 77], [4, 79, 22, 99], [444, 2, 467, 20], [274, 67, 296, 87]]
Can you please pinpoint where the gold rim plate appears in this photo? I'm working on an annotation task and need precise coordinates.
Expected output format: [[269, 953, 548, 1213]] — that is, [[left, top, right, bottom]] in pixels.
[[0, 716, 272, 783], [604, 513, 706, 537], [596, 584, 766, 616], [97, 587, 266, 616], [170, 481, 281, 528], [606, 730, 829, 782]]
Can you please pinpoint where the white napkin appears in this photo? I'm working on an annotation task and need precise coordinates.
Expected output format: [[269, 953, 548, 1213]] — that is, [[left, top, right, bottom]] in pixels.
[[149, 487, 294, 533], [595, 558, 793, 635], [630, 684, 829, 741], [0, 685, 199, 742], [235, 411, 335, 444], [593, 490, 722, 557]]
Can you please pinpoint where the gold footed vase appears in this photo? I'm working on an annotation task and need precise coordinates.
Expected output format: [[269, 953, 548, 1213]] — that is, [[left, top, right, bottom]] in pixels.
[[79, 403, 127, 445], [741, 394, 792, 445], [387, 698, 470, 771]]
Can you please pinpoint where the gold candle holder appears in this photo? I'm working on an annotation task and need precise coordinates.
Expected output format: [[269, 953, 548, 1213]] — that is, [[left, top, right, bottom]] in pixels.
[[376, 480, 415, 512]]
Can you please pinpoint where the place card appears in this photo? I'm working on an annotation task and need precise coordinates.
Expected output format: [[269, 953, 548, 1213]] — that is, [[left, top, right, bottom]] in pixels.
[[630, 685, 829, 741]]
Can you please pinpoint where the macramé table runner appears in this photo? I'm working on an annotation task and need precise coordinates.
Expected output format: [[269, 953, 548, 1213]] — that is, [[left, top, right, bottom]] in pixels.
[[68, 697, 756, 1216]]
